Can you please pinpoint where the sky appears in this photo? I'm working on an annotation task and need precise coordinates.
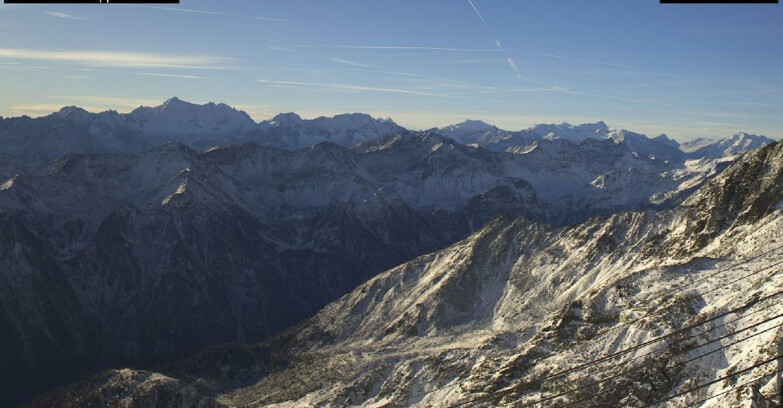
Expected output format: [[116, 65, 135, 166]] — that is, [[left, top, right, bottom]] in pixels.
[[0, 0, 781, 141]]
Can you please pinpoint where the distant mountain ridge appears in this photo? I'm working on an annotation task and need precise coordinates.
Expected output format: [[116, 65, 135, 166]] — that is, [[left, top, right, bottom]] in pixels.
[[434, 118, 773, 164], [0, 98, 774, 182], [0, 98, 404, 178]]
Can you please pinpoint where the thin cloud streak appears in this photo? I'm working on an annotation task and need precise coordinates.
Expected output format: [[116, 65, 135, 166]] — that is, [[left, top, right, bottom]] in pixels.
[[0, 47, 232, 69], [345, 67, 538, 93], [467, 0, 486, 22], [46, 11, 85, 20], [119, 5, 289, 22], [506, 57, 518, 72], [45, 95, 164, 108], [268, 46, 301, 54], [10, 95, 165, 117], [10, 104, 102, 116], [256, 79, 509, 103], [540, 53, 632, 68], [328, 58, 378, 69], [291, 45, 503, 52], [139, 72, 208, 80], [0, 63, 215, 80]]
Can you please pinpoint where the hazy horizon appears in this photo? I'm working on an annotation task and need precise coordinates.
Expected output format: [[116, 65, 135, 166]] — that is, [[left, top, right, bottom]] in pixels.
[[1, 96, 776, 144]]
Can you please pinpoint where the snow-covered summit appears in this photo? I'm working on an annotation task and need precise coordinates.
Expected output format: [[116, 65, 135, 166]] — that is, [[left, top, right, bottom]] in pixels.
[[126, 97, 255, 137], [533, 121, 612, 142], [681, 131, 775, 158], [442, 119, 495, 133], [255, 112, 406, 150], [607, 129, 684, 162], [267, 112, 303, 126]]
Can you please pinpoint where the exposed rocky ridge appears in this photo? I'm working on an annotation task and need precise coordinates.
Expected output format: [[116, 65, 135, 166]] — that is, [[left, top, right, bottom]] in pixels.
[[29, 140, 783, 407], [23, 369, 224, 408]]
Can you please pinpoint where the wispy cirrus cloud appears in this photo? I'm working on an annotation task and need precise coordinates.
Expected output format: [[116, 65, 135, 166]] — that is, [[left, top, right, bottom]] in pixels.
[[291, 45, 504, 53], [46, 11, 85, 20], [268, 46, 301, 54], [63, 74, 90, 81], [504, 57, 546, 84], [466, 0, 485, 22], [540, 53, 632, 68], [139, 72, 208, 80], [10, 104, 94, 116], [119, 5, 289, 22], [0, 62, 213, 79], [256, 78, 509, 103], [0, 47, 231, 69], [45, 95, 164, 108], [328, 58, 379, 69], [9, 95, 163, 117]]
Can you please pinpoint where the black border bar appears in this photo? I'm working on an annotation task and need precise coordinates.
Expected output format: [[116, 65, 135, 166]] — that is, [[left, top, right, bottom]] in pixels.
[[661, 0, 777, 3]]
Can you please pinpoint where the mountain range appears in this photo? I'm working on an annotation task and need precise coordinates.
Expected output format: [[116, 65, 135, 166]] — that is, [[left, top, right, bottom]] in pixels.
[[22, 127, 783, 408], [0, 98, 776, 407]]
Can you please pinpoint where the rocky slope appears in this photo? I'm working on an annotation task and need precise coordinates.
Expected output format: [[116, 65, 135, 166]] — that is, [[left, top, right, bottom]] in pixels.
[[28, 141, 783, 408]]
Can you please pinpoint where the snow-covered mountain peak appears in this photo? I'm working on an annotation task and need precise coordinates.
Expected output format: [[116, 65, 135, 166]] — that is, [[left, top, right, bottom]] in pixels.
[[731, 131, 765, 143], [268, 112, 303, 126], [50, 106, 91, 121], [532, 121, 612, 142], [681, 131, 775, 159], [318, 113, 379, 126], [159, 96, 190, 110], [652, 133, 680, 148], [126, 98, 255, 136], [445, 119, 495, 132]]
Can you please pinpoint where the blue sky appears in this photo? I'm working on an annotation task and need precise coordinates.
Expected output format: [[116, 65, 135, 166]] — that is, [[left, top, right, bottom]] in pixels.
[[0, 0, 780, 141]]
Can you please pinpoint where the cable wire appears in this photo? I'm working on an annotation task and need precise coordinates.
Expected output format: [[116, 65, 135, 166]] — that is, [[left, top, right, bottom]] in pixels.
[[402, 244, 783, 407], [543, 313, 783, 408], [453, 263, 783, 408]]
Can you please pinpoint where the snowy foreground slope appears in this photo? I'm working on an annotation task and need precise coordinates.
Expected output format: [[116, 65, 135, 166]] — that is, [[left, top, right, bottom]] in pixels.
[[25, 141, 783, 407]]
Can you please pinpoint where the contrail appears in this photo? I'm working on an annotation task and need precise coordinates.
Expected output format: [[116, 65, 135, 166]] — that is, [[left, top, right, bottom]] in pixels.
[[466, 0, 485, 22]]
